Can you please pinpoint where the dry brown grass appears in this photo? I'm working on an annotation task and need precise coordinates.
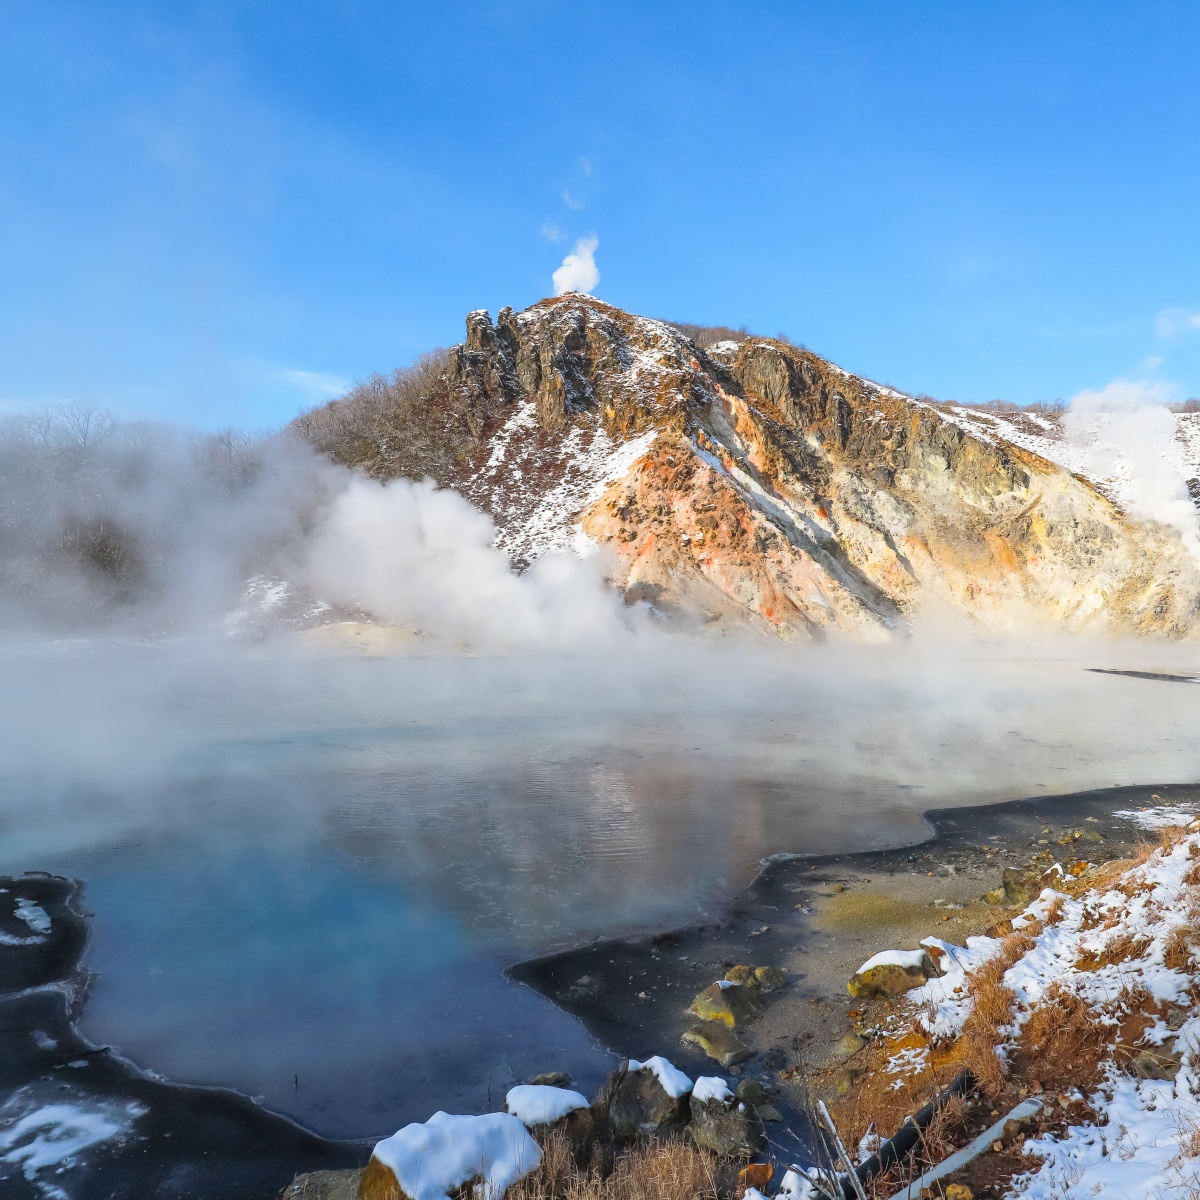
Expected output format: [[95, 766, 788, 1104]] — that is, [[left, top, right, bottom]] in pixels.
[[1043, 894, 1066, 925], [944, 931, 1033, 1095], [1014, 983, 1112, 1093], [1130, 839, 1158, 868], [359, 1157, 401, 1200], [1160, 824, 1189, 853], [506, 1134, 725, 1200], [1165, 926, 1196, 971], [1177, 1116, 1200, 1159], [1073, 933, 1152, 972], [363, 1135, 727, 1200]]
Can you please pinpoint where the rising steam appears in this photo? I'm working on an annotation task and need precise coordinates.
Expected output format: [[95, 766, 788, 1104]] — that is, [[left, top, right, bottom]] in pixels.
[[1066, 379, 1200, 558], [551, 236, 600, 296]]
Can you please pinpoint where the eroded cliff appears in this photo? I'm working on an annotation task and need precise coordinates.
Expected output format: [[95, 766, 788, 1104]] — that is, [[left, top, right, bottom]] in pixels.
[[405, 296, 1200, 639]]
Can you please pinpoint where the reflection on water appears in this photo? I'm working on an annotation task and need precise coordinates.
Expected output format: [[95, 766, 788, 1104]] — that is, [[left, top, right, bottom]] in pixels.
[[2, 639, 1200, 1136]]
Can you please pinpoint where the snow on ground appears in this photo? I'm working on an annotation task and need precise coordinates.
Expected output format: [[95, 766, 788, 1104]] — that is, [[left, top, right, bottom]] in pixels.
[[1016, 1071, 1200, 1199], [223, 575, 333, 638], [461, 399, 657, 563], [922, 402, 1200, 515], [891, 821, 1200, 1197], [14, 898, 50, 934], [370, 1111, 542, 1200], [0, 895, 52, 947], [504, 1085, 588, 1127], [0, 1086, 146, 1200], [1114, 802, 1200, 829]]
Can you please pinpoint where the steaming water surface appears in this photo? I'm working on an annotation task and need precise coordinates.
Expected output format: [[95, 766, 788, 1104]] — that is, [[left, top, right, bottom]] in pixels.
[[3, 638, 1200, 1137]]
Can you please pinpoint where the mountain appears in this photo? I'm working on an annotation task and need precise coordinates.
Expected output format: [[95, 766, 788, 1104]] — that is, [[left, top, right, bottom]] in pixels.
[[304, 296, 1200, 640]]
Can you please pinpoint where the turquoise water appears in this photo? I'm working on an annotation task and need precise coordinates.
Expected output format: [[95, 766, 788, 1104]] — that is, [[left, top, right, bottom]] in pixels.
[[4, 639, 1200, 1138]]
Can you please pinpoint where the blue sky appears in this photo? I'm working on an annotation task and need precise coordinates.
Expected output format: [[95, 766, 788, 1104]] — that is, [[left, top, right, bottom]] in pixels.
[[3, 1, 1200, 429]]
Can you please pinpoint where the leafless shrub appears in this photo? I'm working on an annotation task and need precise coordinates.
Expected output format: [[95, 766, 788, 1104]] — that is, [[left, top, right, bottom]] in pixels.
[[665, 322, 752, 350], [291, 349, 490, 485]]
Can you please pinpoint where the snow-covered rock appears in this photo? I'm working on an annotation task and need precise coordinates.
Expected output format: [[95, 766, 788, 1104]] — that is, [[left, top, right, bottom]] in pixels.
[[363, 1111, 541, 1200], [598, 1056, 692, 1143]]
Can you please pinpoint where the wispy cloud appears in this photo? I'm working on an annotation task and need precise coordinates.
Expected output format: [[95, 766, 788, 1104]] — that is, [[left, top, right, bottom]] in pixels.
[[277, 368, 349, 402], [552, 236, 599, 296], [579, 156, 592, 177], [1154, 307, 1200, 340], [540, 221, 564, 242], [561, 188, 585, 211]]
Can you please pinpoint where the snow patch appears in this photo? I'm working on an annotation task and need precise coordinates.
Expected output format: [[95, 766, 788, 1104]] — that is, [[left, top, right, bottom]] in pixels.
[[855, 948, 929, 974], [691, 1077, 732, 1105], [370, 1111, 542, 1200], [504, 1085, 588, 1128], [0, 1087, 146, 1195], [627, 1056, 692, 1099], [15, 898, 50, 935], [1113, 803, 1200, 829]]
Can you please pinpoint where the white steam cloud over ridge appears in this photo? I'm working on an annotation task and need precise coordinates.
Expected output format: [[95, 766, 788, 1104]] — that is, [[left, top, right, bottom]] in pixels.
[[300, 475, 641, 649], [1066, 379, 1200, 558], [552, 236, 599, 296]]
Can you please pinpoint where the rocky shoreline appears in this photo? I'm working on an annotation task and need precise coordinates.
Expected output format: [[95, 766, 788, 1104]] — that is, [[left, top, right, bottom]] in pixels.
[[510, 783, 1189, 1137], [0, 874, 367, 1199], [1, 782, 1193, 1198]]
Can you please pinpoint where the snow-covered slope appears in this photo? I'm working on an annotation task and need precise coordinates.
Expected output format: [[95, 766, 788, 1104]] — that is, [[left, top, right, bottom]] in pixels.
[[933, 403, 1200, 513]]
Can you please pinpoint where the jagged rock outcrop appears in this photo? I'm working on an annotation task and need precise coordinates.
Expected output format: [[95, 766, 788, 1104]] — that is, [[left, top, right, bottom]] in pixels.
[[430, 295, 1200, 639]]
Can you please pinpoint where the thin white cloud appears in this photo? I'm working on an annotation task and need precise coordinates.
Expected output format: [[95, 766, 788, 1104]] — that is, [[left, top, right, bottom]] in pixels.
[[1144, 355, 1164, 370], [277, 368, 349, 402], [561, 188, 585, 211], [552, 236, 600, 297], [540, 221, 564, 242], [579, 156, 593, 177], [1154, 307, 1200, 340]]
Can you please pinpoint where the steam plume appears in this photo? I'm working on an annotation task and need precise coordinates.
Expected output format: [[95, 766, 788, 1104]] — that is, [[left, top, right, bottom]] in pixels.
[[551, 236, 599, 296], [1066, 379, 1200, 557]]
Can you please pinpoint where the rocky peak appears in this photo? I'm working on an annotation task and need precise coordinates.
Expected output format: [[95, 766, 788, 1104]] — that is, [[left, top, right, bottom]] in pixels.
[[434, 295, 1200, 639]]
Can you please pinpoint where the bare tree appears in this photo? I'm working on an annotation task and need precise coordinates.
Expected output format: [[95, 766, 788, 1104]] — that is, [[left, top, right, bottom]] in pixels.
[[57, 403, 118, 447]]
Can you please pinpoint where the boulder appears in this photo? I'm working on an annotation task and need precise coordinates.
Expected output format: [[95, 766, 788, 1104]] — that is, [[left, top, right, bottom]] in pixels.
[[689, 981, 759, 1026], [597, 1057, 692, 1143], [1129, 1048, 1182, 1081], [688, 1077, 763, 1158], [505, 1084, 594, 1151], [525, 1071, 571, 1087], [738, 1163, 774, 1191], [1001, 866, 1037, 906], [753, 965, 786, 993], [282, 1170, 362, 1200], [734, 1078, 770, 1107], [723, 964, 785, 993], [835, 1032, 867, 1058], [360, 1112, 541, 1200], [681, 1021, 754, 1067], [847, 949, 935, 999]]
